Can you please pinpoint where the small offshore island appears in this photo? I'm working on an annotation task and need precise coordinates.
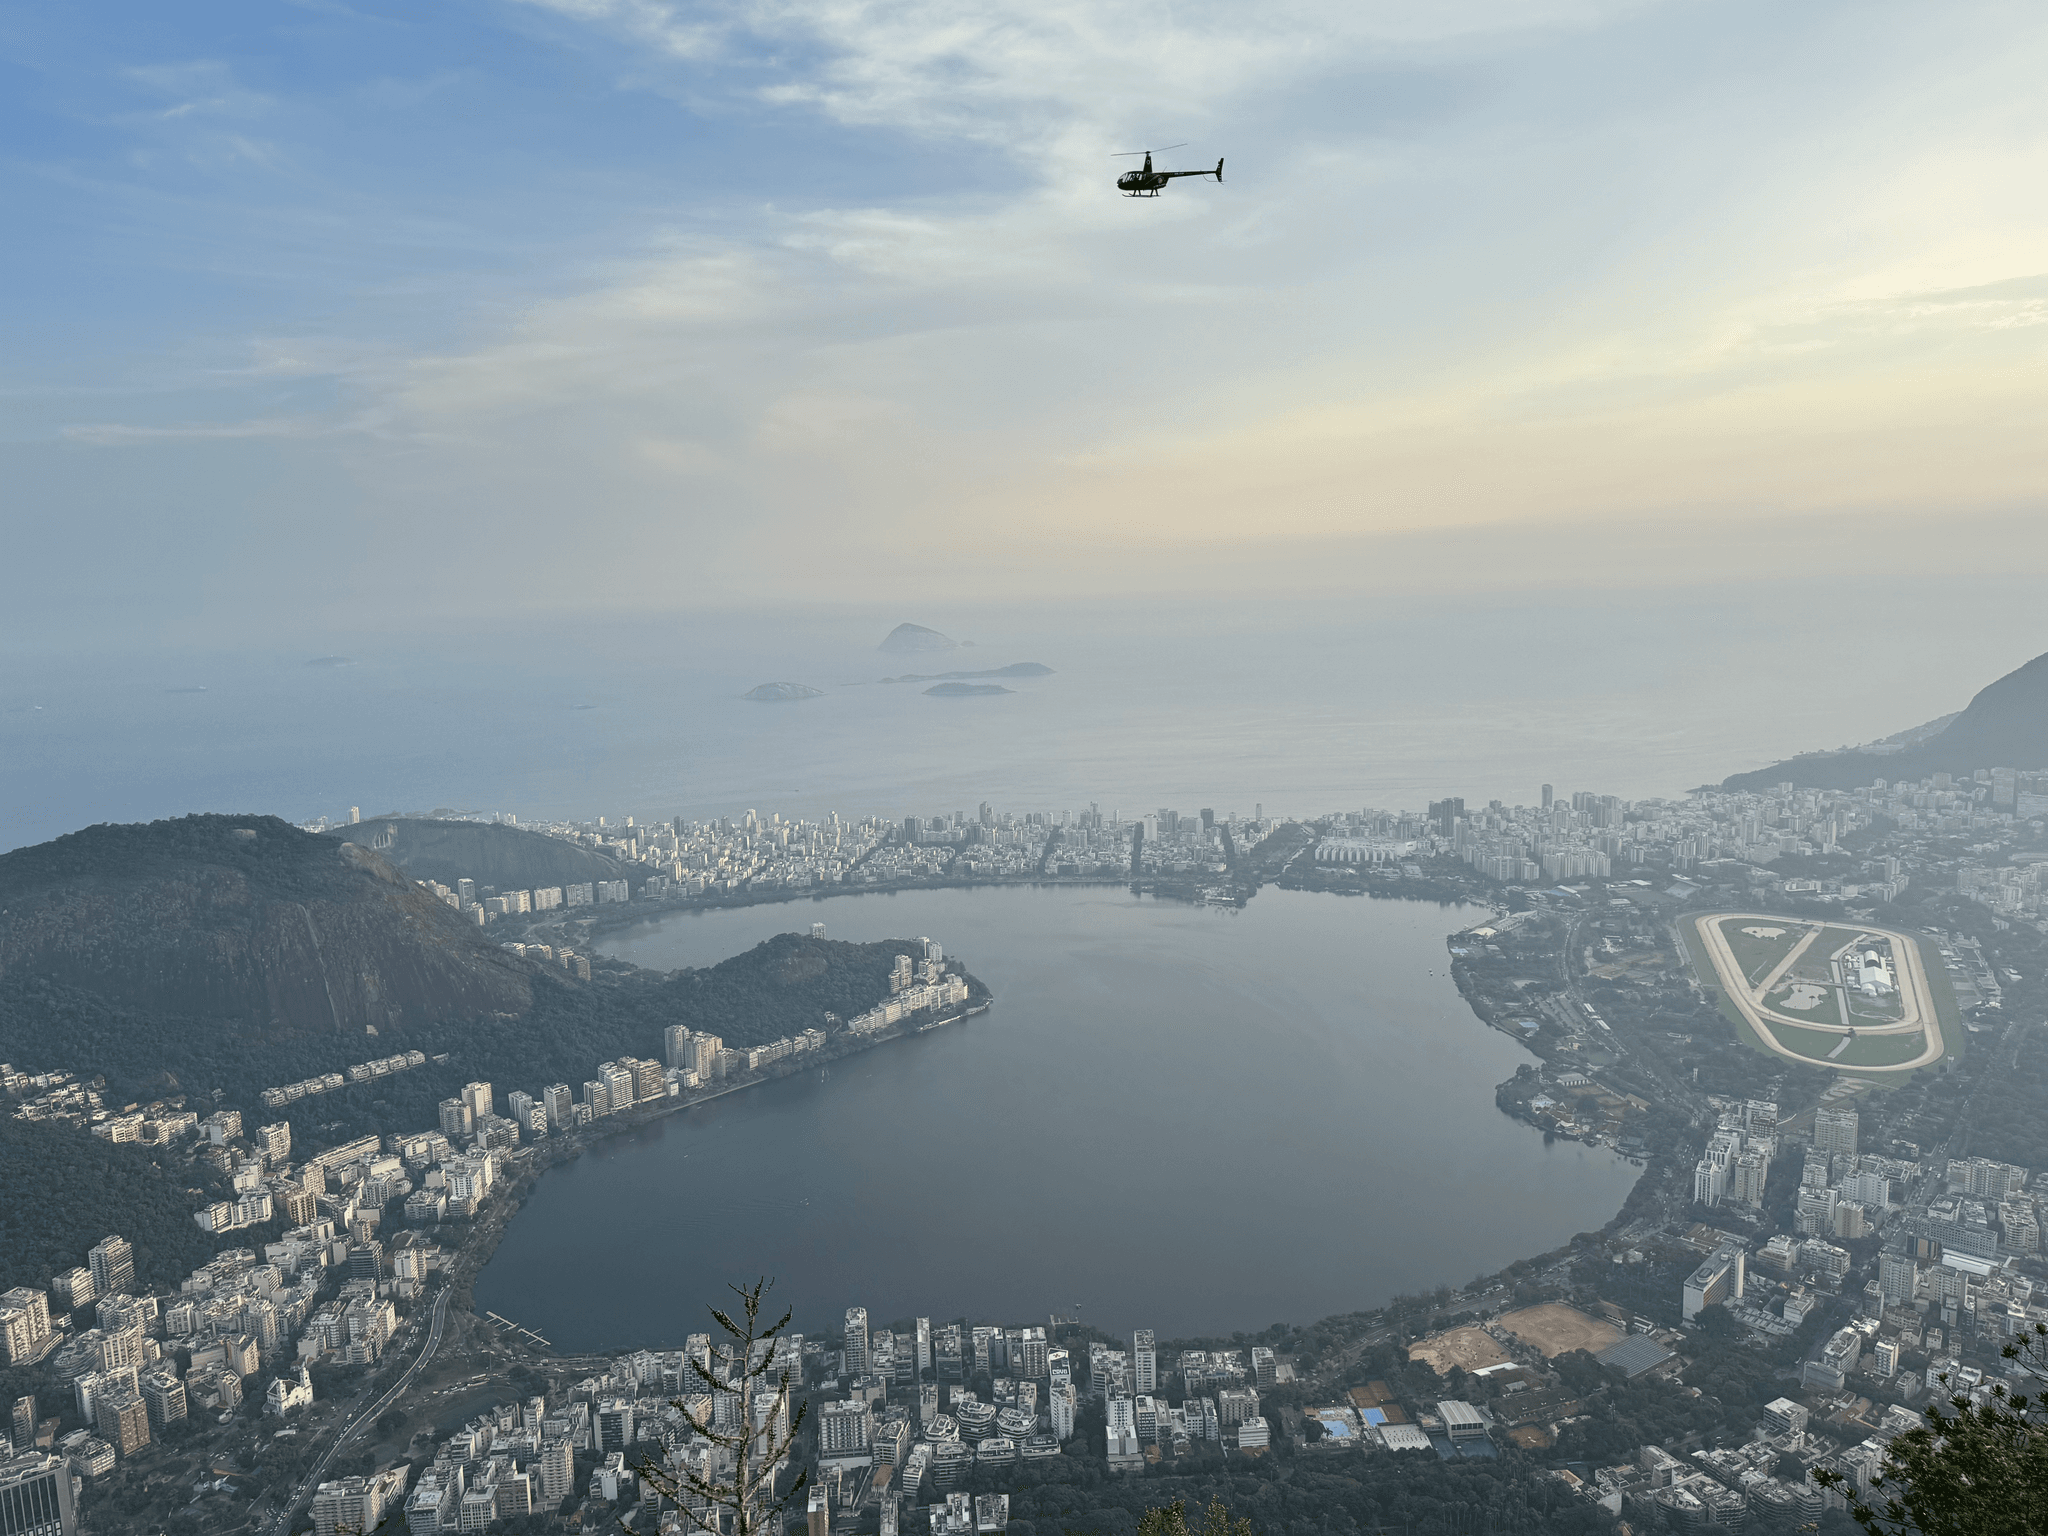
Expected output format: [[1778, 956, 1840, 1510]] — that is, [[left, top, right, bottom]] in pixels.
[[882, 663, 1053, 685], [744, 682, 827, 702]]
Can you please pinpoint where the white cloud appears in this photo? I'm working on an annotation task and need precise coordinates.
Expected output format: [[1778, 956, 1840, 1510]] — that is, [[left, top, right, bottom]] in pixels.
[[43, 0, 2048, 627], [295, 0, 2042, 614], [516, 0, 1655, 147]]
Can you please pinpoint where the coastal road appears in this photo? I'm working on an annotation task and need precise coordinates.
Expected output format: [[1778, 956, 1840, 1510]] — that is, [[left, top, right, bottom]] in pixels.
[[1691, 913, 1945, 1072], [265, 1286, 454, 1536]]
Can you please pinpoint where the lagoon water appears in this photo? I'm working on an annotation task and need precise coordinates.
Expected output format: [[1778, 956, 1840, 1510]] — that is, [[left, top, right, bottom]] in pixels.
[[472, 885, 1640, 1350]]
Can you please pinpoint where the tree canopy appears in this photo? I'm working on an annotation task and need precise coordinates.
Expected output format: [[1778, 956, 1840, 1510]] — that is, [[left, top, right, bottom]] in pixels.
[[1815, 1324, 2048, 1536]]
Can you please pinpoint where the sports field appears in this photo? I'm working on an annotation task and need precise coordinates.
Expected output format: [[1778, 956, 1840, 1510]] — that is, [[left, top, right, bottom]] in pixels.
[[1496, 1305, 1622, 1358], [1716, 920, 1809, 986], [1406, 1327, 1508, 1374], [1761, 1020, 1929, 1067], [1692, 912, 1945, 1073]]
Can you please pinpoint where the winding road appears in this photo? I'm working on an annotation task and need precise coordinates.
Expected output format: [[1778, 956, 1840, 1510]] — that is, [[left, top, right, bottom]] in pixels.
[[264, 1286, 454, 1536]]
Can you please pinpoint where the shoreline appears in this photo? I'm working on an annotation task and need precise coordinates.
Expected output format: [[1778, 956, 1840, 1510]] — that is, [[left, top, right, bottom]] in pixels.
[[461, 878, 1658, 1359]]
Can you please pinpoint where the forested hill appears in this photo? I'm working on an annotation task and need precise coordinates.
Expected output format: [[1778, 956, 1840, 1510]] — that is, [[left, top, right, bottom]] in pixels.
[[0, 1113, 240, 1295], [0, 931, 986, 1162], [0, 813, 531, 1038], [323, 816, 630, 893], [1723, 646, 2048, 790]]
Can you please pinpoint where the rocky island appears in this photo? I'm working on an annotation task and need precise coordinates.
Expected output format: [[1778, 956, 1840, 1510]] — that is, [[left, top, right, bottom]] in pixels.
[[881, 662, 1052, 684], [879, 622, 956, 653], [742, 682, 825, 702]]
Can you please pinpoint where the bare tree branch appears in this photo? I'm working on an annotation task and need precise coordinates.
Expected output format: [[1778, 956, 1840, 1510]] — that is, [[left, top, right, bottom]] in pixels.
[[627, 1278, 810, 1536]]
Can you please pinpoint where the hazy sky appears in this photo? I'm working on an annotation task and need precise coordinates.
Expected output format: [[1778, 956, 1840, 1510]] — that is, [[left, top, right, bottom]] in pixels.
[[5, 0, 2047, 650]]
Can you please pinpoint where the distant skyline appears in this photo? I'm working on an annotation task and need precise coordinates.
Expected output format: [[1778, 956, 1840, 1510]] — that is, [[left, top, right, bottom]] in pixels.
[[5, 1, 2046, 651]]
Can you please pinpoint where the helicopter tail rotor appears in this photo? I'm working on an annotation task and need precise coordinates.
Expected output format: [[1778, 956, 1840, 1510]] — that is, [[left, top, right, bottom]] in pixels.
[[1215, 158, 1224, 181]]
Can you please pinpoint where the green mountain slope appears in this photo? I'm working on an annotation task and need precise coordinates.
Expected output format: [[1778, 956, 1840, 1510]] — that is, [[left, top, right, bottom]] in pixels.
[[1724, 648, 2048, 791], [0, 814, 531, 1036], [324, 816, 630, 893]]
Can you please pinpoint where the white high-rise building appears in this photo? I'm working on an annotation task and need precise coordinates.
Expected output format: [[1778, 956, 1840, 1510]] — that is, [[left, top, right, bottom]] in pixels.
[[1049, 1383, 1076, 1441], [543, 1084, 574, 1130], [844, 1308, 870, 1376], [1797, 1187, 1840, 1237], [1682, 1245, 1745, 1321], [1878, 1251, 1919, 1307], [1693, 1127, 1742, 1207], [1133, 1395, 1159, 1444], [88, 1236, 135, 1300], [1216, 1388, 1258, 1428], [1131, 1330, 1156, 1395], [819, 1399, 874, 1458], [0, 1289, 52, 1367], [1017, 1327, 1048, 1379], [1842, 1170, 1893, 1209], [540, 1438, 574, 1503], [1729, 1149, 1769, 1208], [1815, 1106, 1859, 1160], [1105, 1396, 1139, 1463]]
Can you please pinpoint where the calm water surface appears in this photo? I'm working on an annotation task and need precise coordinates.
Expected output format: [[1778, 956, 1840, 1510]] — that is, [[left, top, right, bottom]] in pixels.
[[11, 583, 2034, 851], [473, 886, 1639, 1350]]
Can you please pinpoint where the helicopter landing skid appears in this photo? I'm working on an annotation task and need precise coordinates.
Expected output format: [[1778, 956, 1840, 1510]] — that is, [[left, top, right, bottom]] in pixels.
[[1122, 189, 1160, 198]]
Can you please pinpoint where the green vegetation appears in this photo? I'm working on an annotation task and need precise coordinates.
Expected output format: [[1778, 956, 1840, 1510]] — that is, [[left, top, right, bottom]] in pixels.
[[1786, 925, 1864, 983], [1915, 933, 1967, 1068], [1759, 1018, 1844, 1058], [0, 812, 346, 900], [945, 1441, 1609, 1536], [1765, 976, 1843, 1022], [0, 812, 530, 1039], [1759, 1019, 1926, 1068], [1832, 1031, 1933, 1068], [1960, 1023, 2048, 1169], [1139, 1498, 1254, 1536], [1815, 1325, 2048, 1536], [633, 1279, 810, 1536], [0, 1113, 245, 1292], [1842, 992, 1905, 1024], [1554, 1303, 1836, 1464], [323, 816, 627, 894], [0, 933, 984, 1161], [1716, 918, 1812, 986]]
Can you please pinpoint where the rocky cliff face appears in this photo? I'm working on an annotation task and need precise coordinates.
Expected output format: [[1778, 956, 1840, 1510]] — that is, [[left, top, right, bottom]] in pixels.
[[0, 815, 530, 1038]]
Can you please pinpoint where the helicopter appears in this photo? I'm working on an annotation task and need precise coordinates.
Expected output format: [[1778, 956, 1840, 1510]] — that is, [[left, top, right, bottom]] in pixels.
[[1114, 144, 1224, 198]]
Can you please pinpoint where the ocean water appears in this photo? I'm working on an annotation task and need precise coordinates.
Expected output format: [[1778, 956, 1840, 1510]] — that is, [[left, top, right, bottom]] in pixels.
[[3, 581, 2034, 852], [471, 885, 1640, 1349]]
